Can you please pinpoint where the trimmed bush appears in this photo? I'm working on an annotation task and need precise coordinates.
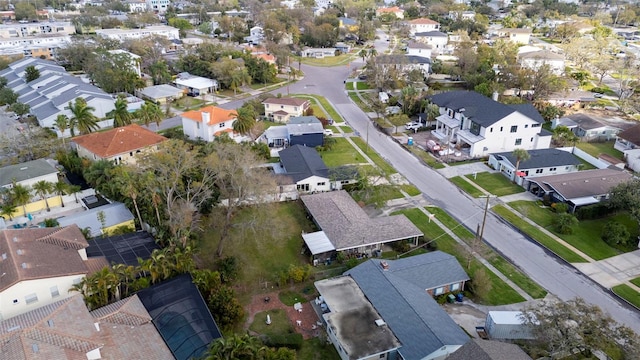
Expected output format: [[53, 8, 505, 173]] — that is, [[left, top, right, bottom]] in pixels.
[[576, 203, 613, 220], [264, 333, 304, 350], [554, 213, 579, 234], [602, 221, 631, 246]]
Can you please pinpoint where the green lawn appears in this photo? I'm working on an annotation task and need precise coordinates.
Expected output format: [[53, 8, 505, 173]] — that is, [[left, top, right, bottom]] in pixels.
[[612, 284, 640, 309], [356, 82, 370, 90], [197, 202, 314, 303], [465, 172, 525, 197], [400, 184, 421, 196], [293, 94, 343, 123], [351, 137, 397, 175], [278, 290, 307, 306], [299, 53, 355, 66], [345, 82, 355, 90], [449, 159, 483, 166], [577, 141, 624, 161], [395, 208, 526, 305], [449, 176, 485, 197], [631, 277, 640, 288], [249, 309, 292, 337], [249, 79, 287, 90], [508, 201, 637, 260], [426, 207, 547, 299], [348, 92, 370, 111], [493, 205, 588, 263], [409, 148, 446, 169], [340, 126, 353, 133], [319, 138, 367, 167], [299, 338, 341, 360]]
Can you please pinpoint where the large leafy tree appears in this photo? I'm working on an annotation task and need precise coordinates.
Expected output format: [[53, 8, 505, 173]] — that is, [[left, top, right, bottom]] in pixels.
[[68, 98, 100, 135], [86, 51, 145, 94], [10, 102, 30, 120], [609, 179, 640, 225], [108, 94, 134, 128]]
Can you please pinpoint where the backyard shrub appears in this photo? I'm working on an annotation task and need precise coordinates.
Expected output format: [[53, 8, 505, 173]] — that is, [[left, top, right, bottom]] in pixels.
[[576, 203, 614, 220], [554, 213, 579, 234], [390, 239, 411, 253], [551, 203, 569, 213], [264, 333, 303, 350], [602, 221, 631, 246], [215, 256, 239, 283], [345, 258, 360, 269]]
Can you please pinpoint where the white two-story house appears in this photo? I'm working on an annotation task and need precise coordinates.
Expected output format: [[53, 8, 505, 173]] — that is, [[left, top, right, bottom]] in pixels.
[[181, 105, 240, 142], [429, 91, 551, 158], [407, 18, 440, 35], [263, 97, 310, 123]]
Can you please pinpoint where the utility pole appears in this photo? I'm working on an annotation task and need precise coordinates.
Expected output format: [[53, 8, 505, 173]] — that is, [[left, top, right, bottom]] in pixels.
[[478, 195, 491, 240]]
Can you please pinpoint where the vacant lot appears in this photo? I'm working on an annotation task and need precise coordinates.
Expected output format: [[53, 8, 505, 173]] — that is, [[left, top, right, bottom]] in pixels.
[[319, 138, 368, 167], [465, 172, 524, 197]]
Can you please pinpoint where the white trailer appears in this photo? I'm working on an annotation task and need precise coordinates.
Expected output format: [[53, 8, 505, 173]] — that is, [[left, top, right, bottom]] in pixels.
[[485, 311, 535, 340]]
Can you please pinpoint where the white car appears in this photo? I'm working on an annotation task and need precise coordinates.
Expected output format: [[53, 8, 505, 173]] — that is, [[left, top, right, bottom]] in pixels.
[[405, 122, 422, 131], [323, 129, 334, 136]]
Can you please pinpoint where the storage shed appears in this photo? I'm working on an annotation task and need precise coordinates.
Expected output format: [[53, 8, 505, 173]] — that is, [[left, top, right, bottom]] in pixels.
[[485, 311, 535, 340]]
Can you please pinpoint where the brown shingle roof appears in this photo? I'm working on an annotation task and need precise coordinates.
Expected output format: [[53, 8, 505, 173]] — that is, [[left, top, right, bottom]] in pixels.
[[527, 168, 632, 200], [0, 226, 90, 292], [72, 124, 167, 158], [181, 105, 237, 126], [448, 339, 532, 360], [616, 124, 640, 146], [409, 18, 439, 25], [262, 97, 310, 107]]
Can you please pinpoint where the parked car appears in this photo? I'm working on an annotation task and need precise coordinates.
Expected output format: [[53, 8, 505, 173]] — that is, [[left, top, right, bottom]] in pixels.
[[323, 129, 334, 136], [594, 93, 604, 98], [405, 122, 422, 131]]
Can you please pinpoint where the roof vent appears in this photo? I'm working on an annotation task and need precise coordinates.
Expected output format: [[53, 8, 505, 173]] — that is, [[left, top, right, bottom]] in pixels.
[[375, 319, 386, 327], [380, 261, 389, 270], [584, 180, 589, 183], [562, 183, 567, 185], [16, 249, 24, 255], [602, 178, 607, 180], [7, 325, 21, 332], [21, 262, 28, 269], [12, 237, 18, 242], [20, 167, 28, 170]]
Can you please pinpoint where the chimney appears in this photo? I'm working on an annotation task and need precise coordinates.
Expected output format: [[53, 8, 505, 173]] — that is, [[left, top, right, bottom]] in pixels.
[[492, 91, 499, 101], [202, 111, 211, 125], [380, 261, 389, 270]]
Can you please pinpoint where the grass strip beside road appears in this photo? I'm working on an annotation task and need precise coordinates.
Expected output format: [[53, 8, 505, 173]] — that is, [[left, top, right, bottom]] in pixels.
[[427, 207, 547, 299], [449, 176, 484, 197], [612, 284, 640, 309], [409, 147, 445, 169], [493, 205, 588, 263], [293, 94, 343, 123], [351, 137, 397, 175], [631, 277, 640, 288], [396, 208, 526, 305]]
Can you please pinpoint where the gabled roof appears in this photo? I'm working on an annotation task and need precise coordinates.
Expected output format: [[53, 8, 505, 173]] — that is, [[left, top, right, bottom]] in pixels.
[[527, 168, 632, 200], [262, 97, 309, 107], [0, 294, 173, 359], [409, 18, 440, 25], [72, 124, 167, 158], [616, 124, 640, 146], [139, 84, 184, 99], [519, 50, 564, 61], [181, 105, 237, 126], [407, 40, 432, 49], [563, 113, 614, 131], [447, 339, 532, 360], [0, 159, 58, 187], [57, 203, 135, 238], [345, 253, 470, 360], [301, 191, 423, 251], [377, 54, 431, 65], [0, 225, 89, 292], [491, 149, 581, 170], [428, 91, 543, 127], [414, 31, 447, 37], [508, 103, 545, 123], [338, 17, 357, 26], [286, 116, 324, 135], [279, 145, 329, 182]]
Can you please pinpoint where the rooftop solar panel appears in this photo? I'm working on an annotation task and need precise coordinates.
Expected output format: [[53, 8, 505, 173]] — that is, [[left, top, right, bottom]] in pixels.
[[86, 231, 160, 266]]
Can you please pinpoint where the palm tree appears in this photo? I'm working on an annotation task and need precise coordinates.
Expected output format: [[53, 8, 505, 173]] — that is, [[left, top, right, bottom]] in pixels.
[[368, 48, 378, 58], [53, 181, 69, 208], [205, 334, 264, 360], [232, 107, 255, 136], [108, 94, 133, 128], [115, 167, 143, 230], [54, 114, 70, 147], [512, 148, 531, 183], [136, 101, 164, 128], [11, 183, 31, 217], [1, 202, 17, 220], [32, 180, 53, 212], [68, 98, 100, 135], [68, 184, 82, 203], [359, 48, 368, 62]]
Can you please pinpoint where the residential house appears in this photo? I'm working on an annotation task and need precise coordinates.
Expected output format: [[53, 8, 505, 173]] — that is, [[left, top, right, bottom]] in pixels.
[[502, 28, 532, 44], [614, 124, 640, 152], [376, 6, 405, 19], [57, 202, 136, 237], [414, 31, 448, 54], [72, 124, 167, 165], [263, 97, 310, 122], [125, 0, 148, 12], [488, 148, 582, 185], [136, 84, 185, 104], [429, 91, 551, 157], [621, 148, 640, 173], [315, 251, 470, 360], [0, 21, 75, 38], [526, 168, 632, 211], [406, 40, 432, 58], [300, 47, 337, 58], [181, 105, 239, 142], [86, 231, 160, 266], [376, 54, 431, 77], [0, 159, 58, 190], [107, 49, 142, 76], [553, 113, 622, 141], [0, 34, 71, 60], [338, 17, 358, 32], [547, 89, 597, 108], [448, 339, 532, 360], [335, 42, 351, 54], [95, 25, 180, 40], [0, 294, 175, 358], [174, 72, 218, 96], [136, 274, 223, 360], [407, 18, 440, 35], [0, 225, 104, 321], [286, 116, 324, 147], [146, 0, 171, 13], [519, 50, 565, 75], [301, 190, 423, 261], [448, 10, 476, 21], [244, 26, 264, 45], [0, 57, 115, 129], [275, 145, 357, 199]]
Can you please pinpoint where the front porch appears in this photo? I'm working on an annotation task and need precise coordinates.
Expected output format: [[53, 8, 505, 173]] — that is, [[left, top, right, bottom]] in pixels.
[[432, 114, 459, 141]]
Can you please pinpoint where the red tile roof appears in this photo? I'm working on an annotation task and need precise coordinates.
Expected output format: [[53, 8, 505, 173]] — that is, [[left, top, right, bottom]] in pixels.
[[72, 124, 167, 158], [181, 106, 238, 126]]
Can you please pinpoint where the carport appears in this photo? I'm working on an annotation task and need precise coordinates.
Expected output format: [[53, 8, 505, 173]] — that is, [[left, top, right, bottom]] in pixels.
[[302, 231, 336, 263]]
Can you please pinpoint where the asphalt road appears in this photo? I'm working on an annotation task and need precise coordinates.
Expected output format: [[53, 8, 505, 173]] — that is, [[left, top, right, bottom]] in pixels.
[[155, 30, 640, 332]]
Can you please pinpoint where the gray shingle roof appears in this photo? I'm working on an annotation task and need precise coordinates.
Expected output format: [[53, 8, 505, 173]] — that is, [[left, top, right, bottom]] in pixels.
[[139, 84, 183, 99], [526, 168, 632, 200], [57, 202, 135, 237], [279, 145, 328, 182], [508, 103, 544, 123], [377, 54, 431, 64], [415, 31, 448, 37], [428, 91, 543, 127], [377, 250, 470, 290], [491, 149, 581, 170], [564, 113, 606, 130], [286, 116, 323, 135], [0, 158, 58, 187], [301, 191, 423, 251], [616, 124, 640, 146], [447, 339, 532, 360], [345, 253, 470, 360]]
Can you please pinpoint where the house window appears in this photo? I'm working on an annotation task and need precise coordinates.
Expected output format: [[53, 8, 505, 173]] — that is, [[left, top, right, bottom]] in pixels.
[[531, 137, 534, 142], [25, 293, 38, 305], [317, 182, 325, 186], [451, 283, 460, 291], [265, 104, 269, 108], [447, 109, 454, 117], [469, 121, 481, 136], [219, 122, 225, 128], [515, 138, 522, 145], [510, 125, 518, 133], [525, 124, 529, 128], [550, 167, 557, 171], [565, 166, 569, 170], [490, 127, 493, 133], [196, 122, 200, 129], [50, 286, 59, 298], [536, 169, 543, 174], [380, 354, 385, 359], [341, 180, 349, 184], [500, 127, 503, 132], [434, 287, 444, 295], [532, 123, 541, 128], [297, 184, 310, 192], [12, 299, 18, 304], [72, 278, 82, 285], [294, 107, 298, 111]]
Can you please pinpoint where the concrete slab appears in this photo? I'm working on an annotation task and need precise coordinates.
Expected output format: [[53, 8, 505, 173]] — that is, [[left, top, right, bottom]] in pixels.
[[597, 250, 640, 282], [574, 262, 626, 288], [437, 162, 495, 179]]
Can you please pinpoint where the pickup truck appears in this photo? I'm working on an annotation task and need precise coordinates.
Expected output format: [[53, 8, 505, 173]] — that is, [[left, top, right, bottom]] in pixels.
[[405, 122, 422, 131]]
